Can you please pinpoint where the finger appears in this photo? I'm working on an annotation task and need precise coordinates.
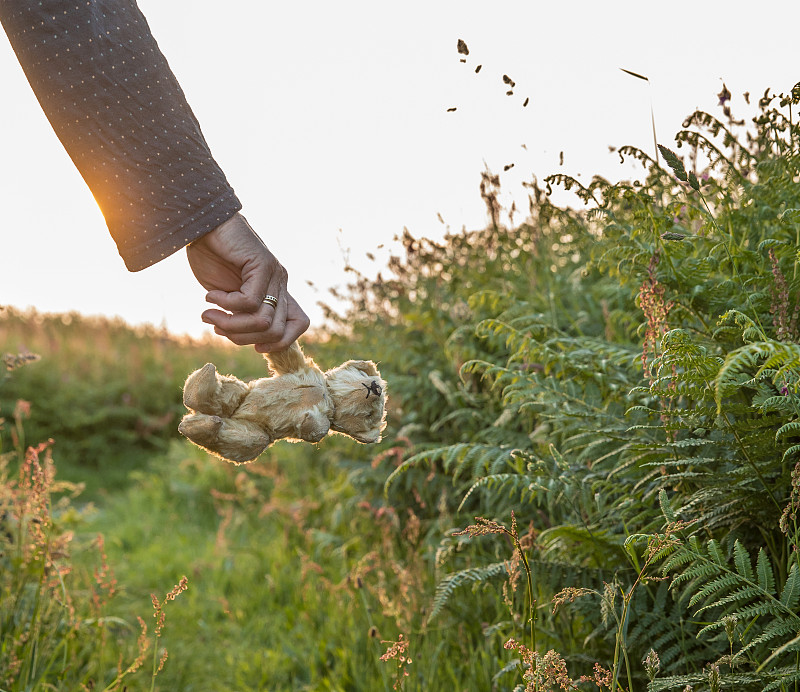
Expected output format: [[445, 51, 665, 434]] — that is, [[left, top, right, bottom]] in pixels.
[[202, 289, 287, 336], [254, 296, 310, 353], [203, 308, 274, 338], [208, 294, 290, 346], [205, 261, 287, 314]]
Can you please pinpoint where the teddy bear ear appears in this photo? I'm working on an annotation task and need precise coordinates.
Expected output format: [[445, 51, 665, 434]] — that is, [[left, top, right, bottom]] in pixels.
[[343, 360, 380, 377]]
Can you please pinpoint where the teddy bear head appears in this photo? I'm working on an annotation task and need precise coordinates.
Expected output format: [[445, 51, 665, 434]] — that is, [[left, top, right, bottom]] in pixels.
[[324, 359, 387, 444]]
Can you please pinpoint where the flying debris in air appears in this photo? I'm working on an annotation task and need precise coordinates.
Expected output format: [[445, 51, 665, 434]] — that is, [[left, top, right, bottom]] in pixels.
[[559, 151, 564, 166], [452, 39, 530, 112], [504, 163, 515, 171]]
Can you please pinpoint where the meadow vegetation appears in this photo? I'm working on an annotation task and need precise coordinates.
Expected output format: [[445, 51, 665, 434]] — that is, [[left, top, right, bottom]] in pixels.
[[2, 82, 800, 690]]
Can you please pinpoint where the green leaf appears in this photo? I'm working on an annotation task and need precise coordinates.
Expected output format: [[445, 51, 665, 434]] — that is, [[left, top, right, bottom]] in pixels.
[[658, 144, 688, 182], [780, 564, 800, 609], [733, 541, 754, 582], [658, 489, 676, 523], [756, 548, 776, 595]]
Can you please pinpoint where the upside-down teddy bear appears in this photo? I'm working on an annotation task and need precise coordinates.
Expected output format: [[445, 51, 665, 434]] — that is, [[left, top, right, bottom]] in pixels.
[[178, 342, 387, 463]]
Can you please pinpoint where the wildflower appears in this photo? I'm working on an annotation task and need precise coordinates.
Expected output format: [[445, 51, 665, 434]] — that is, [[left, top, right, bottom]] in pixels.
[[156, 648, 169, 674], [586, 663, 613, 689], [92, 534, 118, 613], [551, 587, 594, 614], [768, 249, 799, 341], [638, 253, 674, 380], [455, 513, 514, 539], [706, 663, 721, 692], [380, 634, 412, 690], [780, 462, 800, 536], [505, 639, 582, 691], [152, 576, 188, 636], [722, 615, 739, 643], [643, 648, 661, 682]]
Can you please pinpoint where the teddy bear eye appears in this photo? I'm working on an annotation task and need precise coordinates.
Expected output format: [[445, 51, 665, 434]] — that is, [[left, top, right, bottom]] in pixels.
[[362, 381, 382, 399]]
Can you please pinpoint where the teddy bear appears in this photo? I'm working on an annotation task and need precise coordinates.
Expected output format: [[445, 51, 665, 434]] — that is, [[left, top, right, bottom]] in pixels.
[[178, 341, 387, 463]]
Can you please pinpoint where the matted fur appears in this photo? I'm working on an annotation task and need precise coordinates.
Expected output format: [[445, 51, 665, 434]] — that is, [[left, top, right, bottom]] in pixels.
[[178, 343, 386, 463], [325, 360, 387, 443]]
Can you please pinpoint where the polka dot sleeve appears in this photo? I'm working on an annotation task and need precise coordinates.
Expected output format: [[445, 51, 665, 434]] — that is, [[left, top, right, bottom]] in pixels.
[[0, 0, 243, 271]]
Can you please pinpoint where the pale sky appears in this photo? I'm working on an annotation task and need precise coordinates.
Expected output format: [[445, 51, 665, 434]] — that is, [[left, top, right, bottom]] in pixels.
[[2, 0, 798, 339]]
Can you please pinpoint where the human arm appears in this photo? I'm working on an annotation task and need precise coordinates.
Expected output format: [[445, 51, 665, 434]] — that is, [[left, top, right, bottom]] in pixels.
[[0, 0, 308, 348], [0, 0, 240, 269]]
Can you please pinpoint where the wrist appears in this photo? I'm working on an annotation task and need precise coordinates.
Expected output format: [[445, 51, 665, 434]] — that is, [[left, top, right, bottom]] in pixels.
[[194, 212, 243, 246]]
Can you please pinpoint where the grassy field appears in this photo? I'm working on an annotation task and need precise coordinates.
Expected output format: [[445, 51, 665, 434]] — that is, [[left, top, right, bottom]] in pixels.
[[3, 83, 800, 691]]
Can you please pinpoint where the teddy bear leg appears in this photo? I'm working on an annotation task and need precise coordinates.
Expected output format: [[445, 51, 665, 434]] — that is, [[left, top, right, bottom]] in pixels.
[[183, 364, 249, 417], [179, 412, 271, 464]]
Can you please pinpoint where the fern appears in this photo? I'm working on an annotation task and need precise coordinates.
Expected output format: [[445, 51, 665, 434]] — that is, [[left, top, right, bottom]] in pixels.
[[428, 562, 509, 624], [327, 83, 800, 689]]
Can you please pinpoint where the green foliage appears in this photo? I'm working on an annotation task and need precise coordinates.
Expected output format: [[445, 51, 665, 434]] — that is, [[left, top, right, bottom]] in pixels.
[[328, 81, 800, 689]]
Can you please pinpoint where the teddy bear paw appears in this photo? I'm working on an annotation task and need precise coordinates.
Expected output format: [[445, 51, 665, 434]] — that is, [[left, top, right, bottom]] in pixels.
[[182, 363, 218, 412], [178, 412, 223, 446]]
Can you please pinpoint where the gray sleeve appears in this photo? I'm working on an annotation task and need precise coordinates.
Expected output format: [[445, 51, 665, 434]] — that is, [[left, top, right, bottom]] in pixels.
[[0, 0, 243, 270]]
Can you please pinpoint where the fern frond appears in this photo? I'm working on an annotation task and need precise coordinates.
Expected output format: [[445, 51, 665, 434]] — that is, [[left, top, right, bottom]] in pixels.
[[428, 562, 508, 623], [756, 547, 777, 594], [733, 540, 755, 581], [457, 473, 548, 511], [780, 563, 800, 609]]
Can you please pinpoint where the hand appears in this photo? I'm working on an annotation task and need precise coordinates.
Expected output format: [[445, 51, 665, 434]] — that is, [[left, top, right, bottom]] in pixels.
[[186, 213, 310, 352]]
